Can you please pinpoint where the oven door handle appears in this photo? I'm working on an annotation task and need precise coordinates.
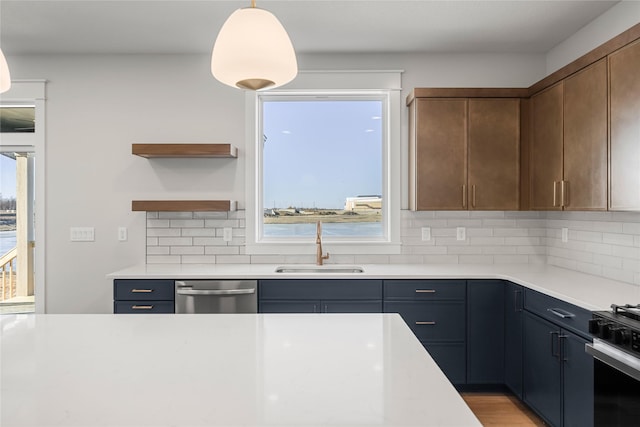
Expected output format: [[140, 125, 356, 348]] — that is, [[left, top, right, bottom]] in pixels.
[[585, 342, 640, 381]]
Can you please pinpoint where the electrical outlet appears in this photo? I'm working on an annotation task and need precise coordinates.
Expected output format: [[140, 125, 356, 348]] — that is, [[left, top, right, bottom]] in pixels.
[[421, 227, 431, 241], [456, 227, 466, 241], [118, 227, 128, 242], [223, 227, 233, 242], [70, 227, 95, 242], [561, 227, 569, 243]]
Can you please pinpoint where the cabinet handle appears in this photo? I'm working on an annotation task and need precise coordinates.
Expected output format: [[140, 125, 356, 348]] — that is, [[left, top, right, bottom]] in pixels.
[[547, 308, 575, 319], [131, 305, 154, 310], [131, 289, 153, 293], [550, 331, 560, 359], [312, 304, 317, 313], [552, 181, 558, 207], [462, 185, 467, 208], [324, 305, 328, 313], [415, 289, 436, 293], [561, 180, 568, 208], [416, 321, 436, 325], [472, 185, 476, 208]]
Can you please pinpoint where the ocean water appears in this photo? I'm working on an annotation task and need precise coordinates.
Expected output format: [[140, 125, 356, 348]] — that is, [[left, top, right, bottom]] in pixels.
[[264, 222, 383, 237]]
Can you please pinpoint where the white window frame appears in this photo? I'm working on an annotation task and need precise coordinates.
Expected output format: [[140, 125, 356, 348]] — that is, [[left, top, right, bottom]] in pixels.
[[244, 71, 402, 255]]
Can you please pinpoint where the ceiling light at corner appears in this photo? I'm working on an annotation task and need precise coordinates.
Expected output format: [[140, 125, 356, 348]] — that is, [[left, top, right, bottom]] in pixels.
[[0, 48, 11, 94], [211, 0, 297, 91]]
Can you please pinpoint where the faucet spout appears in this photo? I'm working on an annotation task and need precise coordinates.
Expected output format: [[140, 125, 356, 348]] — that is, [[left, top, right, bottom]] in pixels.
[[316, 221, 330, 265]]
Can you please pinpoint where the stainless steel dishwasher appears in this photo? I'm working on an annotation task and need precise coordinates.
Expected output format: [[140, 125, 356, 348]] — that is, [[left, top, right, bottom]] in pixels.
[[175, 280, 257, 313]]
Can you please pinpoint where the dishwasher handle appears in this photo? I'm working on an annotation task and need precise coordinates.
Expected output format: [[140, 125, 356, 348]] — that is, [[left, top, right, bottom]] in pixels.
[[176, 288, 256, 296]]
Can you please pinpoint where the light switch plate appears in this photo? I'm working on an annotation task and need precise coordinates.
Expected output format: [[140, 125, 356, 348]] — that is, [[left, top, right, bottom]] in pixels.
[[561, 227, 569, 243], [70, 227, 95, 242], [456, 227, 466, 241], [421, 227, 431, 241]]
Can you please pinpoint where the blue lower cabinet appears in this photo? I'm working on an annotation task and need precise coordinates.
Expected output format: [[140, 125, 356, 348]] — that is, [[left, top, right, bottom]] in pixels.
[[258, 280, 383, 314], [114, 301, 174, 314], [259, 300, 319, 313], [383, 280, 467, 385], [562, 331, 593, 427], [467, 280, 505, 385], [524, 312, 562, 427], [113, 280, 175, 314], [504, 282, 524, 398], [422, 342, 467, 385]]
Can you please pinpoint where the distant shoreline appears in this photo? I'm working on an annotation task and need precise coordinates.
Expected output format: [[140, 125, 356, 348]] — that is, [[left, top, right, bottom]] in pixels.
[[264, 210, 381, 224]]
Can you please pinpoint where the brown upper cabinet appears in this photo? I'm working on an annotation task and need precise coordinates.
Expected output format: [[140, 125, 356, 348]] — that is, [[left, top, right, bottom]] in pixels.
[[609, 39, 640, 211], [530, 59, 608, 211], [408, 96, 520, 210]]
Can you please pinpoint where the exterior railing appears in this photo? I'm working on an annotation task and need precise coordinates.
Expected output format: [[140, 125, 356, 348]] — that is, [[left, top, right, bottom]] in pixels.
[[0, 247, 17, 301]]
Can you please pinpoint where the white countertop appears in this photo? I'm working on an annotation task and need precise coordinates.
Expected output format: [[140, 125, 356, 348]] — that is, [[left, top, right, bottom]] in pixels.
[[0, 313, 480, 427], [108, 263, 640, 311]]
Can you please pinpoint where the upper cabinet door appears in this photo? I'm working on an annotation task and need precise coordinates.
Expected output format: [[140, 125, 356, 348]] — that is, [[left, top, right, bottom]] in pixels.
[[530, 83, 564, 210], [468, 99, 520, 210], [609, 39, 640, 211], [563, 59, 608, 211], [414, 98, 468, 210]]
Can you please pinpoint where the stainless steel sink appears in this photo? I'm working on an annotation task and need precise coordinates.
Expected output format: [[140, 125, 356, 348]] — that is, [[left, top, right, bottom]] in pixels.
[[275, 265, 365, 274]]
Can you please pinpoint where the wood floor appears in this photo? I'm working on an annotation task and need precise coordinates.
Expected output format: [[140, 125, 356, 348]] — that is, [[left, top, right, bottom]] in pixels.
[[461, 393, 547, 427]]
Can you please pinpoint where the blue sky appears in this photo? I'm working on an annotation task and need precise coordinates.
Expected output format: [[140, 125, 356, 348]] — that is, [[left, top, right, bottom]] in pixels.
[[263, 100, 382, 209], [0, 155, 16, 199]]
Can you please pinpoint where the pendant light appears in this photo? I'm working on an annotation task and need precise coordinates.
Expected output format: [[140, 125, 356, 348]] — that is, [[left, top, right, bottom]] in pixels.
[[211, 0, 297, 91], [0, 48, 11, 94]]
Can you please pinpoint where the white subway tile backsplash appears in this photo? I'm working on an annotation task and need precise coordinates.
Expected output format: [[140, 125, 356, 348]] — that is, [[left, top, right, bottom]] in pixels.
[[142, 209, 640, 287]]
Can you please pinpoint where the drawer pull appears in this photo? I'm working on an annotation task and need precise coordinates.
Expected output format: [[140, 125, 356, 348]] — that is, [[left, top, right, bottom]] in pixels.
[[131, 289, 153, 293], [547, 308, 575, 319], [416, 321, 436, 325], [415, 289, 436, 293], [131, 305, 154, 310]]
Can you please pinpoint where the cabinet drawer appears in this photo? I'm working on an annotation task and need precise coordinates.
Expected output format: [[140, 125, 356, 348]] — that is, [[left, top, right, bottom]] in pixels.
[[114, 301, 174, 314], [422, 341, 466, 385], [384, 280, 466, 300], [259, 280, 382, 300], [524, 288, 591, 338], [114, 279, 175, 301], [384, 301, 466, 341]]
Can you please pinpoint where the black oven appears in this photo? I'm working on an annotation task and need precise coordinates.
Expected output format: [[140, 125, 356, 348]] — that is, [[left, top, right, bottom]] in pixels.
[[587, 305, 640, 427]]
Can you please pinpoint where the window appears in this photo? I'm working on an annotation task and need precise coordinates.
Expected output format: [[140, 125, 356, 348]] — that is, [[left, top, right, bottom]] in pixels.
[[261, 95, 384, 240], [245, 71, 402, 255]]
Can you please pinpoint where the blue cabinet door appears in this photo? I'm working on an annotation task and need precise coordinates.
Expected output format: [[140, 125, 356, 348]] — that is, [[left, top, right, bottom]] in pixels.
[[467, 280, 505, 384], [524, 312, 562, 427], [562, 330, 593, 427], [422, 341, 467, 385], [324, 300, 383, 313], [505, 281, 524, 398], [259, 300, 320, 313]]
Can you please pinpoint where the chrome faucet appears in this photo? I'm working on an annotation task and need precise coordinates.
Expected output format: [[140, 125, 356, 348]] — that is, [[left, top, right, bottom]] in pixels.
[[316, 221, 330, 265]]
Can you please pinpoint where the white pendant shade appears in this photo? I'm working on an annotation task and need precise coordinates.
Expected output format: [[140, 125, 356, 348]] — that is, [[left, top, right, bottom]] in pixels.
[[211, 6, 297, 91], [0, 48, 11, 94]]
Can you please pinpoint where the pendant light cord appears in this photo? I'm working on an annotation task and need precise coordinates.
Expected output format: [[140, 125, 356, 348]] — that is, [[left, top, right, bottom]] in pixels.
[[251, 0, 256, 7]]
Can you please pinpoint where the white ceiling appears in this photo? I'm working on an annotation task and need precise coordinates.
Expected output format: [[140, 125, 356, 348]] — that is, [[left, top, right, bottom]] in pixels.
[[0, 0, 620, 55]]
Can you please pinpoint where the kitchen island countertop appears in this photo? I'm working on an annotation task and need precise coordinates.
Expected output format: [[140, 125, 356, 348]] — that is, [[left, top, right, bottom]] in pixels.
[[108, 263, 640, 311], [0, 313, 480, 427]]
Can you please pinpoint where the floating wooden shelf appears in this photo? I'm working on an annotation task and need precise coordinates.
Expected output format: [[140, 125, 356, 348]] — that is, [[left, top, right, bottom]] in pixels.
[[132, 200, 237, 212], [132, 143, 237, 158]]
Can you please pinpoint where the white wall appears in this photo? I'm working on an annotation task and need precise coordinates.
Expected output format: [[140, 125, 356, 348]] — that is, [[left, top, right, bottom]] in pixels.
[[8, 51, 545, 313], [546, 0, 640, 74]]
